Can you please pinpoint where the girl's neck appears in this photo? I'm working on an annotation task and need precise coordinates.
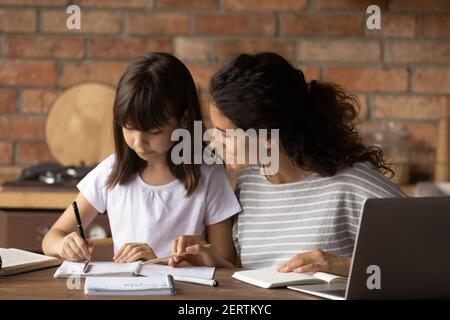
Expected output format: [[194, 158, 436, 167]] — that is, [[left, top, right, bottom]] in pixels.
[[264, 150, 312, 184], [140, 154, 176, 186]]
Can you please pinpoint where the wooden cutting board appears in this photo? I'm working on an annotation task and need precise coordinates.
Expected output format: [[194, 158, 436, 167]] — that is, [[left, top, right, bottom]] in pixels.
[[45, 82, 116, 166]]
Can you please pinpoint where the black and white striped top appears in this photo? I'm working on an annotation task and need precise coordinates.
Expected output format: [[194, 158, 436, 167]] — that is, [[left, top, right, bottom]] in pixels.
[[233, 162, 406, 269]]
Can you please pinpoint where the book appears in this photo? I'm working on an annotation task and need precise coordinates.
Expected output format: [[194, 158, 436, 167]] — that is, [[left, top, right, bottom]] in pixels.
[[54, 260, 215, 280], [0, 248, 61, 276], [84, 275, 176, 296], [232, 266, 347, 289]]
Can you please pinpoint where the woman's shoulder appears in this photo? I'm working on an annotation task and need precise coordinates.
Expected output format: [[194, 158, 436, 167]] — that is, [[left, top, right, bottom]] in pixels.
[[332, 162, 405, 198]]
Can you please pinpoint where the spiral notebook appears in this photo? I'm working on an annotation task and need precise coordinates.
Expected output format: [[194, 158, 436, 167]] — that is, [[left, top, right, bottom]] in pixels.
[[54, 261, 215, 279], [84, 275, 176, 296]]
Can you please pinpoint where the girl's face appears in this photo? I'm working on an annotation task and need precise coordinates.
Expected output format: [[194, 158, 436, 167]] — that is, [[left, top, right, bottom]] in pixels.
[[122, 117, 179, 162]]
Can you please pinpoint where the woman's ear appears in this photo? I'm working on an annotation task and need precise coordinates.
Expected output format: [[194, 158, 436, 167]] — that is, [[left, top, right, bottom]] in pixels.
[[181, 111, 189, 128]]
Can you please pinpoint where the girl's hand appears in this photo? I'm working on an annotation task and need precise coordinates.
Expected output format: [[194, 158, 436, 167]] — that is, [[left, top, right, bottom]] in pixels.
[[169, 235, 233, 268], [113, 243, 157, 263], [277, 249, 351, 277], [58, 231, 93, 262]]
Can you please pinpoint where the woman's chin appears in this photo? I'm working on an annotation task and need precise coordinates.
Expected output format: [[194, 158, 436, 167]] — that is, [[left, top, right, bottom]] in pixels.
[[225, 162, 251, 170]]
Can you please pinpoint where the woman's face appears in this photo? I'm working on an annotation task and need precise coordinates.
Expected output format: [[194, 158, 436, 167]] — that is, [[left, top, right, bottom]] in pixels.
[[122, 117, 178, 162], [209, 104, 257, 170]]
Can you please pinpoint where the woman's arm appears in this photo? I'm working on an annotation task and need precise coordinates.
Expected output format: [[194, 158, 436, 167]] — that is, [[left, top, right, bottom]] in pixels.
[[169, 217, 236, 267], [42, 192, 99, 261]]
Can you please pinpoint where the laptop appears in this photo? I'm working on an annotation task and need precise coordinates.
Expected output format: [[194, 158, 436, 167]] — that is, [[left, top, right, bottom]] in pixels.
[[288, 196, 450, 300]]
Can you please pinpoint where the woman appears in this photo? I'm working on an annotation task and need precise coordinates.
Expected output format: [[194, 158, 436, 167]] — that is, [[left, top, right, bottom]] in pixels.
[[170, 52, 405, 276]]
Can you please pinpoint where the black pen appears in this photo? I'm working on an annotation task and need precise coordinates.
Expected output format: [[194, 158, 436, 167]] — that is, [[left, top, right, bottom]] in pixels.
[[71, 201, 91, 273]]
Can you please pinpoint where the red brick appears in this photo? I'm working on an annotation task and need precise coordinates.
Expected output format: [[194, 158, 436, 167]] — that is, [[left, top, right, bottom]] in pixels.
[[22, 89, 62, 114], [225, 0, 308, 11], [195, 14, 275, 35], [0, 90, 17, 113], [174, 38, 210, 61], [0, 118, 11, 139], [326, 67, 408, 93], [186, 63, 221, 90], [0, 9, 36, 32], [280, 15, 363, 36], [297, 66, 321, 81], [128, 13, 189, 35], [298, 40, 380, 62], [0, 141, 13, 165], [42, 10, 122, 34], [59, 61, 128, 87], [421, 15, 450, 38], [412, 68, 450, 94], [0, 115, 46, 140], [385, 41, 450, 64], [0, 0, 66, 5], [409, 124, 438, 149], [372, 95, 448, 120], [316, 0, 387, 11], [17, 141, 55, 165], [4, 35, 84, 59], [390, 0, 450, 12], [12, 116, 46, 140], [159, 0, 219, 9], [366, 14, 415, 38], [355, 94, 368, 120], [214, 39, 294, 61], [90, 37, 172, 59], [0, 60, 55, 87], [78, 0, 155, 8]]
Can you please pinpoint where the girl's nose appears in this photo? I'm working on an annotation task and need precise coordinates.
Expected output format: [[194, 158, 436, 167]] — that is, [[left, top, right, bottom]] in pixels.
[[134, 132, 150, 147]]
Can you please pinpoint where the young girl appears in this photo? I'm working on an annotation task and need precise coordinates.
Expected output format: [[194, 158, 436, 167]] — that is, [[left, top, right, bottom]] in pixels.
[[42, 53, 241, 265], [170, 52, 405, 275]]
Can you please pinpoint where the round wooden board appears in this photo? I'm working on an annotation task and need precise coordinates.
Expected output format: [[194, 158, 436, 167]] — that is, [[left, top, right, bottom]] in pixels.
[[45, 82, 116, 166]]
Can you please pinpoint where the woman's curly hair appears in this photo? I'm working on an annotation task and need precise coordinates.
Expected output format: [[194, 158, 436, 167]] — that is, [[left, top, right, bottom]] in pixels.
[[210, 52, 393, 177]]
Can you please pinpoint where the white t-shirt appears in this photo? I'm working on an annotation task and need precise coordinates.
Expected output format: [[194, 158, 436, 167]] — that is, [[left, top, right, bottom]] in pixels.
[[77, 154, 241, 257]]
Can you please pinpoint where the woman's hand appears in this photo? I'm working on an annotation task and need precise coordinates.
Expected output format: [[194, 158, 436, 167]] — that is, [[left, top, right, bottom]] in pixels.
[[169, 235, 234, 268], [278, 249, 351, 277], [113, 243, 156, 263], [58, 231, 93, 262]]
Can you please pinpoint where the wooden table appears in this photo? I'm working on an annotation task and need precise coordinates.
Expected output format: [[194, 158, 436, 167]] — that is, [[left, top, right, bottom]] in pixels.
[[0, 267, 318, 300]]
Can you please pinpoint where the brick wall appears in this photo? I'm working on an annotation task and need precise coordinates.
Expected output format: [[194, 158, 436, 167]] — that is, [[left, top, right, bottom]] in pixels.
[[0, 0, 449, 181]]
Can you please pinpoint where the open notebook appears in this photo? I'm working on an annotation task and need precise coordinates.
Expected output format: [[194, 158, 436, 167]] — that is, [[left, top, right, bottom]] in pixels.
[[54, 261, 215, 279], [84, 276, 176, 296], [0, 248, 61, 276], [232, 266, 347, 289]]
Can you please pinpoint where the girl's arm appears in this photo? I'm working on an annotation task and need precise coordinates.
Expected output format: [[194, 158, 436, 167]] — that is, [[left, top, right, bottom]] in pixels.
[[169, 217, 236, 268], [42, 192, 99, 261]]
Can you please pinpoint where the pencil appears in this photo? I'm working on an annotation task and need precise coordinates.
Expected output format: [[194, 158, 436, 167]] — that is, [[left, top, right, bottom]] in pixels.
[[140, 243, 212, 266], [173, 275, 219, 287], [72, 200, 91, 273]]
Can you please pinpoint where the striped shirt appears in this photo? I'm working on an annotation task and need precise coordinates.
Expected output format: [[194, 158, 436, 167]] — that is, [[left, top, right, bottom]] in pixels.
[[233, 162, 406, 269]]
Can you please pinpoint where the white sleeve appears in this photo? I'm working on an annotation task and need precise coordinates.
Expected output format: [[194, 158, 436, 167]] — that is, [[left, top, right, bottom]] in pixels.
[[76, 154, 115, 214], [204, 165, 241, 225]]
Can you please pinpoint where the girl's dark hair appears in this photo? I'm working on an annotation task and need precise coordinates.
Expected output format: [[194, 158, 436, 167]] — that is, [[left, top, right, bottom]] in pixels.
[[107, 52, 203, 195], [210, 52, 393, 177]]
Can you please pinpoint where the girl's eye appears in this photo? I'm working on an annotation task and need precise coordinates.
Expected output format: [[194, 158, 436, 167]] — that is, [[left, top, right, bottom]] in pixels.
[[148, 129, 162, 135]]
